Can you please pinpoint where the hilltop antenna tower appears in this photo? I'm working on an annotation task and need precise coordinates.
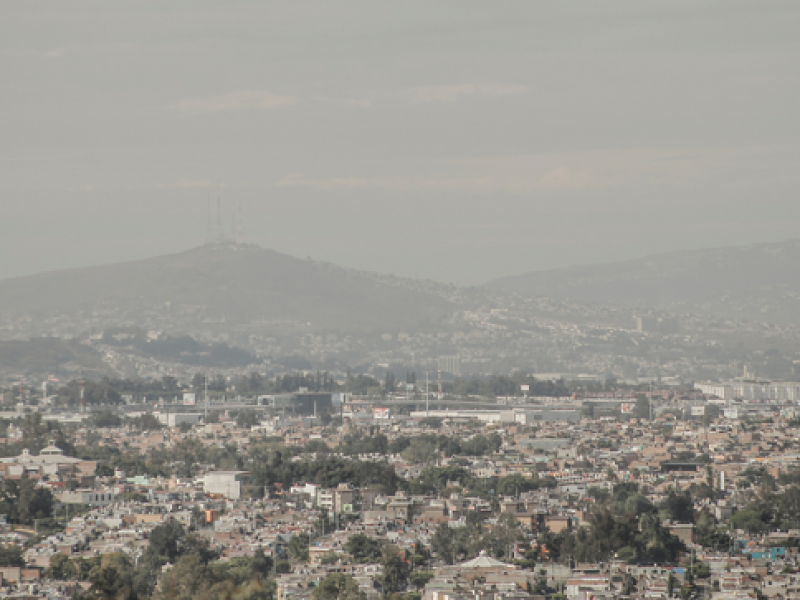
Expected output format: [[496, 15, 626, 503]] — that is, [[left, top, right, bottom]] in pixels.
[[230, 203, 235, 244], [216, 197, 224, 243], [236, 199, 243, 245], [205, 194, 213, 244]]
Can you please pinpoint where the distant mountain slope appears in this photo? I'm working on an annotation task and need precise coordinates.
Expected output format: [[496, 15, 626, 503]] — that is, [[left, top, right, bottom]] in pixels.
[[0, 338, 108, 375], [0, 243, 453, 333], [486, 239, 800, 325]]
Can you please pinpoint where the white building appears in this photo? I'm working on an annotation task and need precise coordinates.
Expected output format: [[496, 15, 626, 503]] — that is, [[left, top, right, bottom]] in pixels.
[[699, 380, 800, 402], [155, 412, 202, 428], [59, 489, 118, 507], [695, 383, 733, 400], [290, 482, 320, 502], [437, 355, 461, 376], [203, 471, 250, 500], [317, 489, 334, 511]]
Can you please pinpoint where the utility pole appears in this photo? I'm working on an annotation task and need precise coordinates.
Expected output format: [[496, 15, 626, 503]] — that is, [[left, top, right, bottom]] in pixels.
[[205, 375, 209, 419]]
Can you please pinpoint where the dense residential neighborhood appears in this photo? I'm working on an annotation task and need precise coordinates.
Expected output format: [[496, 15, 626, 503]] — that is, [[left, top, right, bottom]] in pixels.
[[3, 380, 800, 599]]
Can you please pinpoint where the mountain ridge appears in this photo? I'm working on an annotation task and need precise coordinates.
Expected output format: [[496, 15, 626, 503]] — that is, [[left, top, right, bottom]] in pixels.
[[0, 243, 454, 334], [486, 238, 800, 325]]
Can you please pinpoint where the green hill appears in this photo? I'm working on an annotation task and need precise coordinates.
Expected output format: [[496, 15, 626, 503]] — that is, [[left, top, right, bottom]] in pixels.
[[0, 337, 107, 374], [0, 243, 453, 334], [487, 239, 800, 325]]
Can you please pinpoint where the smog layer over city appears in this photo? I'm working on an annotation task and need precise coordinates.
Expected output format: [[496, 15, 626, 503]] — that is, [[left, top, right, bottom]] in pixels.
[[2, 3, 800, 600]]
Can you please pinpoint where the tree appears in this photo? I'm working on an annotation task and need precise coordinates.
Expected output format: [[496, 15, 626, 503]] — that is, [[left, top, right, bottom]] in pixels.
[[313, 573, 366, 600], [634, 394, 651, 420], [485, 513, 524, 559], [236, 410, 258, 429], [320, 551, 339, 565], [145, 521, 185, 565], [88, 553, 137, 600], [430, 524, 457, 565], [729, 508, 770, 534], [251, 548, 273, 578], [377, 545, 411, 593], [401, 440, 438, 464], [152, 554, 217, 600], [345, 534, 385, 563], [182, 533, 219, 565], [0, 545, 24, 567], [90, 411, 123, 428], [133, 413, 164, 431], [0, 477, 54, 525], [409, 571, 434, 590], [288, 533, 309, 561], [660, 490, 696, 523], [47, 553, 77, 579]]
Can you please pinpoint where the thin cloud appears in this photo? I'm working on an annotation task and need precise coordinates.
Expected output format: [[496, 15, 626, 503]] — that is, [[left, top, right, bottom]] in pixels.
[[171, 90, 296, 116], [155, 180, 215, 190], [278, 173, 369, 190], [45, 47, 67, 59], [403, 84, 527, 104], [271, 147, 783, 195]]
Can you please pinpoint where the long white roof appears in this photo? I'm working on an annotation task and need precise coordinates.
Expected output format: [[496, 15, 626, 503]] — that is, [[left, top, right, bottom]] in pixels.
[[459, 550, 514, 569]]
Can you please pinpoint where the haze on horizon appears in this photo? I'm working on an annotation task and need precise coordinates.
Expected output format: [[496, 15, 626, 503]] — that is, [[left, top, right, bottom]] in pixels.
[[3, 1, 800, 286]]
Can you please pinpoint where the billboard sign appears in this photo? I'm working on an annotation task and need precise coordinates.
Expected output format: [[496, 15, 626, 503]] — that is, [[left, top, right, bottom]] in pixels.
[[183, 393, 196, 406], [373, 407, 390, 419]]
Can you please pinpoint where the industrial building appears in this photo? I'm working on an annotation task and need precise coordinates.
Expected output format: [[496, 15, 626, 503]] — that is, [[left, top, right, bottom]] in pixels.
[[259, 392, 333, 415]]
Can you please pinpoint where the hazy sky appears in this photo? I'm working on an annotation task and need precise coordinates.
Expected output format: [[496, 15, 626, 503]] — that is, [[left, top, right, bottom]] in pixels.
[[2, 1, 800, 285]]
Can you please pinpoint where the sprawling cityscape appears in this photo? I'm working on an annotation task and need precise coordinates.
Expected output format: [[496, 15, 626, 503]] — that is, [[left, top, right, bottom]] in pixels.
[[5, 2, 800, 599], [3, 280, 800, 599]]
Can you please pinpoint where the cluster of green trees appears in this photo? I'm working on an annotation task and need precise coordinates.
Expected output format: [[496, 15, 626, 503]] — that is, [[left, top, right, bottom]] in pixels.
[[234, 371, 339, 395], [543, 484, 686, 565], [49, 520, 275, 600], [729, 485, 800, 534], [133, 334, 257, 369], [54, 376, 190, 407], [430, 513, 525, 564], [251, 452, 400, 495], [394, 432, 503, 461], [312, 573, 367, 600], [0, 477, 55, 526], [340, 431, 501, 461], [0, 411, 75, 455], [342, 534, 433, 595], [0, 545, 24, 567]]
